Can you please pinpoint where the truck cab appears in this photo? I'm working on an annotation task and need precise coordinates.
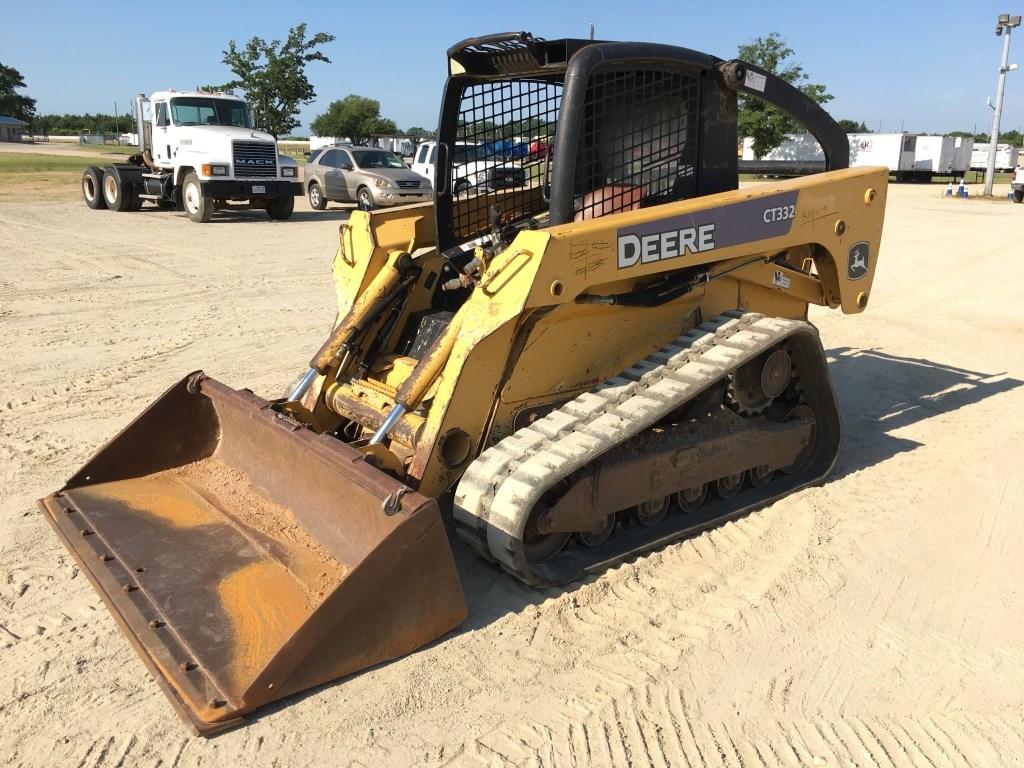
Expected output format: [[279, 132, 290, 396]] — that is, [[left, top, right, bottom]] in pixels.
[[80, 90, 301, 222], [141, 90, 301, 221]]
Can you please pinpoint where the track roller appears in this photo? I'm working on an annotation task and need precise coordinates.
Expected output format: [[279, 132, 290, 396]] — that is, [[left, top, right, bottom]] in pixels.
[[636, 496, 670, 526], [715, 473, 744, 499]]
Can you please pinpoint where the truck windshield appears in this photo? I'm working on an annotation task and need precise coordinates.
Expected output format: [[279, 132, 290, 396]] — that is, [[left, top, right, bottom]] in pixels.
[[351, 150, 406, 169], [170, 98, 252, 128]]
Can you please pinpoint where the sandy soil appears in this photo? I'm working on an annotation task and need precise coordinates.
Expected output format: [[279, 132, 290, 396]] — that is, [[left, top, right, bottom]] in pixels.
[[1, 181, 1023, 767]]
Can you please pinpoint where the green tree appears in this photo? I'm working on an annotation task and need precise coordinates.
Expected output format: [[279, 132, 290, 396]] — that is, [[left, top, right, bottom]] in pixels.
[[838, 119, 870, 133], [215, 23, 334, 137], [0, 63, 36, 122], [30, 112, 133, 135], [405, 126, 434, 140], [737, 33, 833, 157], [311, 95, 397, 144]]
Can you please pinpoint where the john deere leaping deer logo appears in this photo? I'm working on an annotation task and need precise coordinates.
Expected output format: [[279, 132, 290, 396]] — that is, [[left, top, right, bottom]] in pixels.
[[848, 241, 870, 281]]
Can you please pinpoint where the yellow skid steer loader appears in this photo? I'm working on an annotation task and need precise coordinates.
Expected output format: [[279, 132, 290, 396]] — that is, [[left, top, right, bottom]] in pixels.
[[40, 32, 887, 734]]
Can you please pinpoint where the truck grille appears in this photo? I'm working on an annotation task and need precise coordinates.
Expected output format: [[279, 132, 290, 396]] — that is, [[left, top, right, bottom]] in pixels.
[[396, 180, 421, 189], [232, 141, 277, 178]]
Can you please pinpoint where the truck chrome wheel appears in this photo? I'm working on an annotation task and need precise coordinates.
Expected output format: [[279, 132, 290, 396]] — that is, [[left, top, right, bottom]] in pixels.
[[357, 188, 374, 211], [81, 167, 107, 210], [181, 172, 212, 223], [101, 170, 133, 212], [103, 175, 118, 205], [183, 181, 200, 214]]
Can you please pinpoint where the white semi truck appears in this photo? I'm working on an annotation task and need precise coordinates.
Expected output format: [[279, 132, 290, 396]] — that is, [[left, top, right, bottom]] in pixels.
[[81, 90, 301, 222]]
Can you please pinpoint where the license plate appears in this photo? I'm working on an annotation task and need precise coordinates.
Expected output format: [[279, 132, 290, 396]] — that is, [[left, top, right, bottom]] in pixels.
[[252, 185, 266, 194]]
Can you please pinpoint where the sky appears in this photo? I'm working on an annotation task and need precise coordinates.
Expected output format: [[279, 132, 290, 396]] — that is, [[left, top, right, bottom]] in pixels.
[[2, 0, 1022, 137]]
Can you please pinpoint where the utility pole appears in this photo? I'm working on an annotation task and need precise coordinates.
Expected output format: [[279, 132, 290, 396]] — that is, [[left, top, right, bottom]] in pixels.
[[985, 13, 1021, 196]]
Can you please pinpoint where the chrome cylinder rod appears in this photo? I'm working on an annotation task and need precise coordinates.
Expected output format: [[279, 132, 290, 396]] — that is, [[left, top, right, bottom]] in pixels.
[[287, 367, 319, 403], [368, 404, 407, 445]]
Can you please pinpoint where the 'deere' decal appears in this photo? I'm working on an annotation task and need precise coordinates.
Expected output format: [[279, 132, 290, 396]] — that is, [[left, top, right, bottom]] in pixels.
[[616, 191, 800, 269]]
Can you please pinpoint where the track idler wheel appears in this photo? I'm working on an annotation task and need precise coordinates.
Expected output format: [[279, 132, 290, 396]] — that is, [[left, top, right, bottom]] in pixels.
[[675, 483, 708, 513], [761, 348, 793, 398], [523, 503, 570, 563], [575, 513, 616, 547], [636, 496, 670, 526]]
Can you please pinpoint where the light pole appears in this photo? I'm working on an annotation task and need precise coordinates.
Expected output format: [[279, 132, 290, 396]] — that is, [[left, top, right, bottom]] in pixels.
[[984, 13, 1021, 196]]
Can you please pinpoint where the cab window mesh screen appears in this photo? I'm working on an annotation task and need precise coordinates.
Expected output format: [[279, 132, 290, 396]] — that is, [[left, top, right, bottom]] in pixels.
[[450, 79, 561, 242], [573, 67, 699, 222]]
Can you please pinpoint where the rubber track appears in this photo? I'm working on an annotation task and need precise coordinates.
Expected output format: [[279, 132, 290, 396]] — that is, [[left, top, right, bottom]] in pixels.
[[453, 311, 814, 584]]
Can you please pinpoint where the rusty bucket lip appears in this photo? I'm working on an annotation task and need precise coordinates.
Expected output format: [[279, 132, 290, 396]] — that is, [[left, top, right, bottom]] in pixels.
[[37, 373, 469, 736], [39, 492, 242, 736]]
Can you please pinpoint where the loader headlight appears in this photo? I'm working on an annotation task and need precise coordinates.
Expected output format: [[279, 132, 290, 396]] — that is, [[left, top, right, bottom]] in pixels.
[[202, 163, 229, 177], [374, 177, 392, 188], [281, 166, 297, 177]]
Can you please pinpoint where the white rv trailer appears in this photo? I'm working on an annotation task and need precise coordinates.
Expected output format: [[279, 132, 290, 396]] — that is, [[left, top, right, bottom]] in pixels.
[[970, 143, 1021, 172], [913, 135, 956, 175], [743, 132, 972, 180], [950, 136, 974, 176], [847, 133, 918, 178], [741, 134, 824, 162]]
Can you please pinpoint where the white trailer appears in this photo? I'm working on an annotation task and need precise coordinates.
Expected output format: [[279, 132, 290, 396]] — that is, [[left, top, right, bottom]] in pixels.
[[743, 132, 971, 181], [913, 135, 956, 176], [310, 134, 350, 151], [970, 143, 1021, 171], [742, 133, 824, 162], [951, 136, 974, 176], [847, 133, 917, 178], [373, 136, 416, 157]]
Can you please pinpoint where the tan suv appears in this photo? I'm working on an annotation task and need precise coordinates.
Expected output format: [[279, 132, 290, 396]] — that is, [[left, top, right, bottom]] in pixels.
[[306, 145, 432, 211]]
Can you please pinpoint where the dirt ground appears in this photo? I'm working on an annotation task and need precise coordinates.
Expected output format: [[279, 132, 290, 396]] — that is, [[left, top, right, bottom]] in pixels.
[[1, 177, 1023, 768]]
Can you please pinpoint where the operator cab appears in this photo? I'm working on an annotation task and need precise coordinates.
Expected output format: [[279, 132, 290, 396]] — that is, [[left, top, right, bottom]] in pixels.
[[433, 32, 849, 253]]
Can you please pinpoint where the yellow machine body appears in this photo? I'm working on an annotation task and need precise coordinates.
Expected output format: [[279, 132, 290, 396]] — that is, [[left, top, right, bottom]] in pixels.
[[38, 32, 888, 734], [322, 167, 885, 498]]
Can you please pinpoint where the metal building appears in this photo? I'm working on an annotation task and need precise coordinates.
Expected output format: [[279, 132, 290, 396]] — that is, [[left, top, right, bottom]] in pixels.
[[0, 116, 28, 142]]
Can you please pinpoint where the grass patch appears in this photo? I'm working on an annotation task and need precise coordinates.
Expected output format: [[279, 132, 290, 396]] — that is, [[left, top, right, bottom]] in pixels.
[[0, 153, 109, 173], [0, 152, 110, 201], [68, 144, 138, 155]]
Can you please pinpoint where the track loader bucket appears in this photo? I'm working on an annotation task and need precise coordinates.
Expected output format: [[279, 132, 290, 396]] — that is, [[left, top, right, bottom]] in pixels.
[[38, 373, 468, 735]]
